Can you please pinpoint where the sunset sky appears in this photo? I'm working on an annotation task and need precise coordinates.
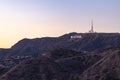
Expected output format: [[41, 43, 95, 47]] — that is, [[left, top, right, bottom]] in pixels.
[[0, 0, 120, 48]]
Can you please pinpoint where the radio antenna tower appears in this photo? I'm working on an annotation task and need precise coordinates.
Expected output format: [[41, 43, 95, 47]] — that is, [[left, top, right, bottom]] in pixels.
[[89, 20, 94, 33]]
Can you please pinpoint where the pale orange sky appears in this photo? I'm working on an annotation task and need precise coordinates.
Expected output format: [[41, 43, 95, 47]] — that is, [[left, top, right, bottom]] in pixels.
[[0, 0, 120, 48]]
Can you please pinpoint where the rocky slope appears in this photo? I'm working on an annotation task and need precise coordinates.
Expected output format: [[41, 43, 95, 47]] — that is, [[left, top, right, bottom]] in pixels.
[[1, 48, 120, 80], [48, 49, 102, 74], [1, 57, 66, 80], [79, 48, 120, 80], [0, 65, 8, 77]]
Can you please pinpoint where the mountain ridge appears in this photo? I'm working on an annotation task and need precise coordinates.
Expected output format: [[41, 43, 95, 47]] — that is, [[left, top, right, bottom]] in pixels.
[[0, 32, 120, 56]]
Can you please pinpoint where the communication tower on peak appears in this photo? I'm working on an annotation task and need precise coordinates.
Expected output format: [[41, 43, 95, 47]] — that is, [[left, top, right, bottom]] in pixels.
[[89, 20, 94, 33]]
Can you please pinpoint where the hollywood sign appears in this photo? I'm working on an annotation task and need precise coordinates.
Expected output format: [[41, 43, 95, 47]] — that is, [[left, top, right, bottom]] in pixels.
[[70, 35, 82, 39]]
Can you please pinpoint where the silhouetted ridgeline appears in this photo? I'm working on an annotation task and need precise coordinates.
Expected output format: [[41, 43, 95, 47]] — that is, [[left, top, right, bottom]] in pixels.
[[0, 32, 120, 56]]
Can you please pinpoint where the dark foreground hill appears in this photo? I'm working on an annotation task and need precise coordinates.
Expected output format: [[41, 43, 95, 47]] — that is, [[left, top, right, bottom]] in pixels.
[[1, 57, 66, 80], [79, 48, 120, 80], [0, 32, 120, 56], [1, 48, 120, 80], [0, 65, 8, 77]]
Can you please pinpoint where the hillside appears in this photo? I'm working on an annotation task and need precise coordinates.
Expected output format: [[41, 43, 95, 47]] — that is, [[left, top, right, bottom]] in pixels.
[[1, 57, 66, 80], [0, 65, 8, 77], [79, 48, 120, 80], [1, 48, 120, 80], [0, 32, 120, 56], [0, 48, 99, 80], [0, 32, 120, 80]]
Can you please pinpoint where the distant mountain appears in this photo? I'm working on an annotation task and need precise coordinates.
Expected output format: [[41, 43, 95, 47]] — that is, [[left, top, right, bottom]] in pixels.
[[0, 49, 10, 56], [1, 47, 120, 80], [0, 32, 120, 56]]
